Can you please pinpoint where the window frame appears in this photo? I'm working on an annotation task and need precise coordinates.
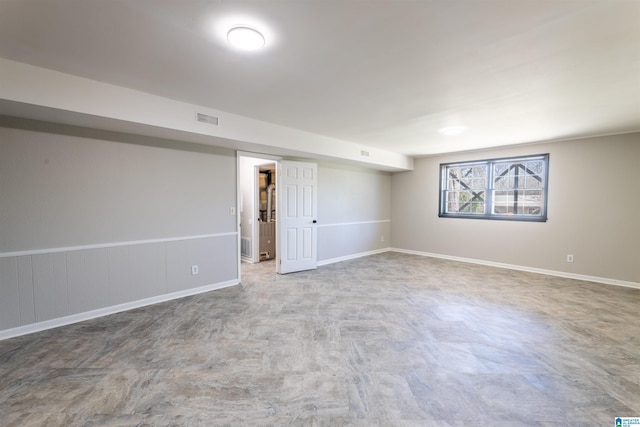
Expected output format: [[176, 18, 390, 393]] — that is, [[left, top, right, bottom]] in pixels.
[[438, 153, 549, 222]]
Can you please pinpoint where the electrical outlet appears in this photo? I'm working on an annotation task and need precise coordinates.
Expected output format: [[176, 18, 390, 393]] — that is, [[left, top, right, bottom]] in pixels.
[[566, 254, 574, 263], [191, 265, 199, 275], [229, 207, 236, 215]]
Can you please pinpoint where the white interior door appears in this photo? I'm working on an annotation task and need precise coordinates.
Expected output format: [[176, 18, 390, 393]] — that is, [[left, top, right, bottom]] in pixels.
[[277, 160, 317, 274]]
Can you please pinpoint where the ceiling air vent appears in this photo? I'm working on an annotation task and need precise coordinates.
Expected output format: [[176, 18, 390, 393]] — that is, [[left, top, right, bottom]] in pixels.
[[360, 150, 370, 157], [196, 112, 219, 126]]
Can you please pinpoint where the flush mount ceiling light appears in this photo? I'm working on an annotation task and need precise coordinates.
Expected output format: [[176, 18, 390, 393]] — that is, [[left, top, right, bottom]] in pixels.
[[227, 26, 265, 51], [439, 126, 467, 136]]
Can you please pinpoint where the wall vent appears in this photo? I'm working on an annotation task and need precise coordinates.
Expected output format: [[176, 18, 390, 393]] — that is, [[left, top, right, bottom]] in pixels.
[[241, 237, 252, 257], [360, 150, 370, 157], [196, 112, 219, 126]]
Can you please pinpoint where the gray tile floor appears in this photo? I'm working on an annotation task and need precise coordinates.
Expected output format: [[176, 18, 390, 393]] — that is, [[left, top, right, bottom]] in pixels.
[[1, 252, 638, 426]]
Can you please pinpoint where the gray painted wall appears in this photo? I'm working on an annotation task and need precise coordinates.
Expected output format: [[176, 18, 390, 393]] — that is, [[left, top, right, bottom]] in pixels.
[[317, 163, 391, 261], [390, 133, 640, 283], [9, 120, 634, 336], [0, 123, 393, 335], [0, 124, 238, 333], [0, 126, 236, 252]]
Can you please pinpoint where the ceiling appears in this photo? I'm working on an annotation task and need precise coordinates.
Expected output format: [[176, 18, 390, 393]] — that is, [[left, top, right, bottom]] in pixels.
[[1, 0, 639, 157]]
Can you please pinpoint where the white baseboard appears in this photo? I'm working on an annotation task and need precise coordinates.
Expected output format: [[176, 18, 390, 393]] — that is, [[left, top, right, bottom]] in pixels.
[[317, 248, 390, 267], [0, 279, 240, 341], [390, 248, 640, 290]]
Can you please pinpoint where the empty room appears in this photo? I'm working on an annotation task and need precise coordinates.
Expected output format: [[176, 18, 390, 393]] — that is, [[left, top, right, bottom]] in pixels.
[[0, 0, 639, 426]]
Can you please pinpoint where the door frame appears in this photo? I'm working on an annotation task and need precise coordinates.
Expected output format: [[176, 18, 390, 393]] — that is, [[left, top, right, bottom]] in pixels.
[[252, 162, 276, 263], [236, 152, 282, 279]]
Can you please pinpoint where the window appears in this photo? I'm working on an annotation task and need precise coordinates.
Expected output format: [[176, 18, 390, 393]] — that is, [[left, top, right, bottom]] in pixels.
[[439, 154, 549, 221]]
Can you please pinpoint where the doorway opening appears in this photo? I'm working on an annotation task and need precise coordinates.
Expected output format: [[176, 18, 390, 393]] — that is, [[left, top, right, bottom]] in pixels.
[[238, 154, 278, 266], [237, 153, 318, 276], [257, 164, 276, 261]]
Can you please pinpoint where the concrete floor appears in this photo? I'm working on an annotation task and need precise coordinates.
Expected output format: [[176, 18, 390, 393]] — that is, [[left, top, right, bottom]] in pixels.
[[0, 252, 638, 426]]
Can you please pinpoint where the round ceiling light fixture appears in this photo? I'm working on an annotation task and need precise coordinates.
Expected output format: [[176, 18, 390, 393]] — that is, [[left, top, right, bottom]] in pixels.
[[439, 126, 467, 136], [227, 25, 265, 51]]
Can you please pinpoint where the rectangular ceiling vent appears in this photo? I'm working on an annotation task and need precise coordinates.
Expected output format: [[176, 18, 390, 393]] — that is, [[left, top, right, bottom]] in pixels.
[[196, 112, 219, 126]]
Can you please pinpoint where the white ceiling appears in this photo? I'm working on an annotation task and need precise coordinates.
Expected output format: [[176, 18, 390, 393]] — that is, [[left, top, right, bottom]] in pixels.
[[1, 0, 639, 157]]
